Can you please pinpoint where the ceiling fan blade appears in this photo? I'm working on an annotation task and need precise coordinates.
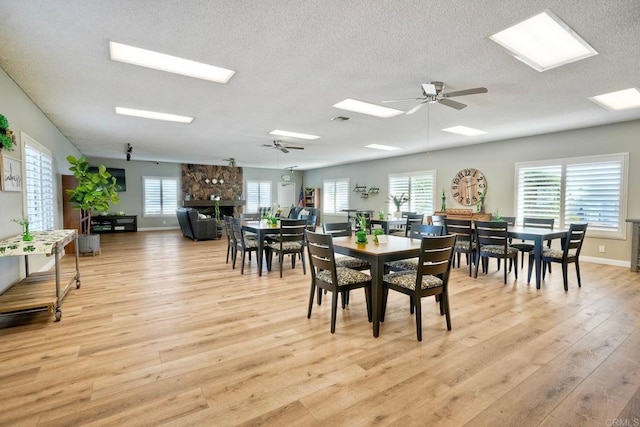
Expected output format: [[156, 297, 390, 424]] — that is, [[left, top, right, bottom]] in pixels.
[[406, 102, 427, 115], [382, 97, 424, 103], [262, 144, 273, 148], [279, 147, 289, 154], [286, 146, 304, 150], [444, 87, 488, 98], [439, 98, 467, 110]]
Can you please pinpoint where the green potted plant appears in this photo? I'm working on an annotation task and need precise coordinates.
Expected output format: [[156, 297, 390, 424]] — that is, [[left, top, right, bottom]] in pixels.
[[355, 214, 368, 244], [65, 155, 120, 254], [373, 228, 384, 244], [389, 193, 409, 218], [0, 114, 15, 151]]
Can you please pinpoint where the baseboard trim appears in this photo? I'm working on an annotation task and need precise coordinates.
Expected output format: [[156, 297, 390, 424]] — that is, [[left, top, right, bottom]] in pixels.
[[581, 255, 630, 268], [138, 226, 181, 232]]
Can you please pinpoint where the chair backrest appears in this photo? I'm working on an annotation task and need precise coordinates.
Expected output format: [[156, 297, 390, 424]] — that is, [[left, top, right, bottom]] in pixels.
[[231, 217, 247, 248], [240, 212, 261, 220], [415, 234, 456, 284], [444, 218, 472, 242], [277, 219, 307, 243], [430, 214, 447, 227], [305, 230, 338, 284], [563, 223, 588, 257], [300, 214, 318, 231], [322, 222, 352, 237], [409, 224, 444, 238], [224, 215, 234, 242], [522, 217, 554, 230], [501, 216, 516, 226], [401, 211, 417, 218], [475, 220, 508, 249], [403, 213, 425, 236]]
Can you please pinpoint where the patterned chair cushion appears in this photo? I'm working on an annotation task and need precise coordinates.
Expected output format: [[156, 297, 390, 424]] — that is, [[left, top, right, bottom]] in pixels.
[[510, 242, 534, 251], [316, 267, 371, 286], [243, 239, 259, 249], [267, 241, 303, 251], [454, 240, 476, 250], [542, 248, 577, 259], [386, 257, 419, 271], [335, 255, 370, 270], [383, 271, 443, 291], [480, 245, 519, 256]]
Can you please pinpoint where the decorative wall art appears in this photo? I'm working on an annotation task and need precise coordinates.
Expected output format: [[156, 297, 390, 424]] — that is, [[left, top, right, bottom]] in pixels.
[[1, 154, 22, 191]]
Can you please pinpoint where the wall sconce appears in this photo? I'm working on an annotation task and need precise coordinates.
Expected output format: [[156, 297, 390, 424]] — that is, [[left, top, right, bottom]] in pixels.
[[126, 143, 132, 161]]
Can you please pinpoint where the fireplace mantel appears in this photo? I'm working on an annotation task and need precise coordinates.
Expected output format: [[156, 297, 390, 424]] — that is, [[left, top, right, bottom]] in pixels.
[[183, 200, 245, 208]]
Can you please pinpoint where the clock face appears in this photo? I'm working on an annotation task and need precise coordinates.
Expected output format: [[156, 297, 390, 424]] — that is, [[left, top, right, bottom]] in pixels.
[[451, 168, 487, 206]]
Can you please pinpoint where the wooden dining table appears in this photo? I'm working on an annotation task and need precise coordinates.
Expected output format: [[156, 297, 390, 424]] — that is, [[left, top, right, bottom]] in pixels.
[[332, 234, 422, 337], [241, 220, 281, 276], [508, 226, 568, 289]]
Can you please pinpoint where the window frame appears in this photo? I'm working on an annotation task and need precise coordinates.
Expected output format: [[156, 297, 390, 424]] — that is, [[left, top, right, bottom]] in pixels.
[[245, 180, 272, 213], [514, 153, 628, 239], [388, 170, 437, 215], [22, 132, 55, 231], [142, 176, 179, 217], [323, 178, 350, 215]]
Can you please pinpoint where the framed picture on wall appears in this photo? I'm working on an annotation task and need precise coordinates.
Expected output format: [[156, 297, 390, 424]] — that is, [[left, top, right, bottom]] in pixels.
[[1, 154, 23, 191]]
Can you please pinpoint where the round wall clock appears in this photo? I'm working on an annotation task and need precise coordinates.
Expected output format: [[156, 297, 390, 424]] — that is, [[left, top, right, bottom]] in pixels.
[[451, 168, 487, 206]]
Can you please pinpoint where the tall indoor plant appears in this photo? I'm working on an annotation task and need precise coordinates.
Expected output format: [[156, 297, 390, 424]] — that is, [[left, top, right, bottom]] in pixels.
[[65, 155, 120, 254]]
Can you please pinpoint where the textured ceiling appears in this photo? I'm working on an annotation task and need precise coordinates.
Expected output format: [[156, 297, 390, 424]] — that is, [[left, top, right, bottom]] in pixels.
[[1, 0, 639, 170]]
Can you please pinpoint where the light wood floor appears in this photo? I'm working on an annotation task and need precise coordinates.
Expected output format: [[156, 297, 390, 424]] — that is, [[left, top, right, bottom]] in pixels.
[[1, 230, 639, 426]]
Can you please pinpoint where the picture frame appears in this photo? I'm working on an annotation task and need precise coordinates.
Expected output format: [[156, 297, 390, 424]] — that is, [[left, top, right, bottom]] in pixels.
[[1, 154, 23, 191]]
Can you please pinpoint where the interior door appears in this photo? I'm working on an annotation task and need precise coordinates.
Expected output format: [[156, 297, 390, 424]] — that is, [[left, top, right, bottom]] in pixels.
[[277, 182, 296, 208]]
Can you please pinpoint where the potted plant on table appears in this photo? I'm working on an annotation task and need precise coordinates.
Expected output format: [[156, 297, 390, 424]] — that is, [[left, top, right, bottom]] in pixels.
[[389, 193, 409, 219], [355, 214, 368, 244], [65, 155, 120, 255]]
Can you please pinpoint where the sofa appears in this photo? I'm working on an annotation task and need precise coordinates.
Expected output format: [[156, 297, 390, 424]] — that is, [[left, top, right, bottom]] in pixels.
[[176, 208, 219, 241]]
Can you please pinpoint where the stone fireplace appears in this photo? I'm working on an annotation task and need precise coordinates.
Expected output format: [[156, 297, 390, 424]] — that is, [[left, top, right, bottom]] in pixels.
[[181, 163, 245, 216]]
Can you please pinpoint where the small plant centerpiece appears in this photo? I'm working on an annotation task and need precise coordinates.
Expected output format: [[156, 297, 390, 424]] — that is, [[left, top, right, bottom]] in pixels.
[[441, 189, 447, 212], [492, 210, 503, 222], [11, 218, 33, 241], [378, 210, 385, 220], [476, 190, 486, 213], [389, 193, 409, 218], [373, 228, 384, 244], [65, 155, 120, 254], [0, 114, 16, 151], [355, 214, 368, 244]]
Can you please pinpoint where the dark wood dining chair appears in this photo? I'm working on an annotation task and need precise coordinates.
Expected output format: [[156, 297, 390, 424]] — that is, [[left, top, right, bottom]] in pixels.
[[391, 213, 425, 237], [528, 222, 588, 291], [510, 217, 555, 269], [444, 218, 475, 276], [474, 220, 519, 284], [231, 218, 260, 274], [430, 214, 447, 228], [386, 224, 445, 272], [266, 219, 307, 278], [305, 230, 372, 334], [381, 234, 456, 341], [223, 215, 236, 264]]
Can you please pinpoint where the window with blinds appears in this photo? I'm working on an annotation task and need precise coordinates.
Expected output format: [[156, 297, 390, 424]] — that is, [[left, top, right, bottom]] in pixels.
[[24, 134, 54, 231], [143, 177, 178, 216], [515, 153, 628, 238], [323, 179, 349, 214], [388, 171, 436, 214], [246, 180, 271, 212]]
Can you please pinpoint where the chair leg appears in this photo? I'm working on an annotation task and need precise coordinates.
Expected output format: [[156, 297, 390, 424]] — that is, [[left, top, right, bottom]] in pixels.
[[307, 283, 316, 318], [381, 286, 389, 322], [364, 286, 372, 322], [226, 245, 230, 263], [279, 252, 284, 278], [443, 290, 452, 331], [503, 257, 507, 284], [317, 286, 323, 305], [301, 250, 306, 275], [409, 296, 414, 314], [341, 291, 347, 309], [527, 253, 534, 283], [575, 261, 582, 287], [562, 263, 569, 291], [330, 291, 339, 333], [415, 294, 423, 341], [240, 250, 247, 275]]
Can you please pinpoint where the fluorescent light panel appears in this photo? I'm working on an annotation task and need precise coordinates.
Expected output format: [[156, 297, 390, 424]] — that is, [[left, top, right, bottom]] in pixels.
[[489, 10, 597, 72], [115, 107, 194, 123], [442, 125, 487, 136], [269, 130, 320, 140], [333, 99, 404, 118], [109, 41, 235, 83], [365, 144, 400, 151], [589, 88, 640, 111]]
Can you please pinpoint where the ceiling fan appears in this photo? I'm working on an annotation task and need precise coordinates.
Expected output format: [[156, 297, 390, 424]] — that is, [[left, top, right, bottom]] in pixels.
[[383, 81, 488, 114], [262, 140, 304, 153], [223, 157, 236, 167]]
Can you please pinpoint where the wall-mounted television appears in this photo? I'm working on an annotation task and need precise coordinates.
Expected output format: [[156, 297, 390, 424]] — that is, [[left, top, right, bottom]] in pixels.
[[89, 166, 126, 192]]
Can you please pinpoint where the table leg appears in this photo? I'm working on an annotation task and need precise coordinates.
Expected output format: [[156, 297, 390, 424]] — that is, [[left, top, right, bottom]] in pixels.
[[370, 258, 384, 337], [257, 230, 265, 276], [534, 236, 542, 289]]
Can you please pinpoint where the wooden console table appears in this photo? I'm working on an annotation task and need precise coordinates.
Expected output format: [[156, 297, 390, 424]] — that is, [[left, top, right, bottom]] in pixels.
[[626, 219, 640, 272], [432, 210, 492, 221], [91, 215, 137, 233], [0, 230, 81, 321]]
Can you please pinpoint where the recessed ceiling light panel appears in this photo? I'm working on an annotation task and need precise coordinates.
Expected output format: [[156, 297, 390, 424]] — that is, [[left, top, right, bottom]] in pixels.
[[365, 144, 400, 151], [442, 125, 487, 136], [115, 107, 194, 123], [268, 130, 320, 140], [489, 10, 597, 72], [333, 99, 404, 118], [109, 41, 235, 83], [589, 88, 640, 111]]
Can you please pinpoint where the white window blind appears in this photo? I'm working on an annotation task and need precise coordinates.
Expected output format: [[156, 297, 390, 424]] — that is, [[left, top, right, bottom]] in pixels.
[[388, 171, 436, 214], [515, 153, 627, 238], [24, 134, 54, 231], [143, 177, 178, 216], [246, 180, 271, 212], [323, 179, 349, 214]]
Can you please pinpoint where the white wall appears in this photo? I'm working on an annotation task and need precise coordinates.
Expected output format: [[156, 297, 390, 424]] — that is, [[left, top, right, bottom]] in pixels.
[[304, 120, 640, 265]]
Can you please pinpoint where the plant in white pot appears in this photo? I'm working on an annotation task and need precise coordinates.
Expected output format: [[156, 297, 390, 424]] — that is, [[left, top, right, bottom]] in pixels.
[[65, 155, 120, 255]]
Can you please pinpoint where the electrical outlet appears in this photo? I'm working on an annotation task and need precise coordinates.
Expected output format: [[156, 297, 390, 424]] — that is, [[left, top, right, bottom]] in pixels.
[[598, 245, 605, 253], [163, 220, 166, 225]]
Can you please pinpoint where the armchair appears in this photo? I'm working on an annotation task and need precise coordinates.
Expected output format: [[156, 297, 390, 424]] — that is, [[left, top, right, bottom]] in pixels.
[[176, 208, 219, 241]]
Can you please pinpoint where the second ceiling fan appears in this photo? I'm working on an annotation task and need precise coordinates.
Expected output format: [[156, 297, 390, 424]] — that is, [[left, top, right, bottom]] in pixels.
[[383, 81, 488, 114], [263, 140, 304, 153]]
